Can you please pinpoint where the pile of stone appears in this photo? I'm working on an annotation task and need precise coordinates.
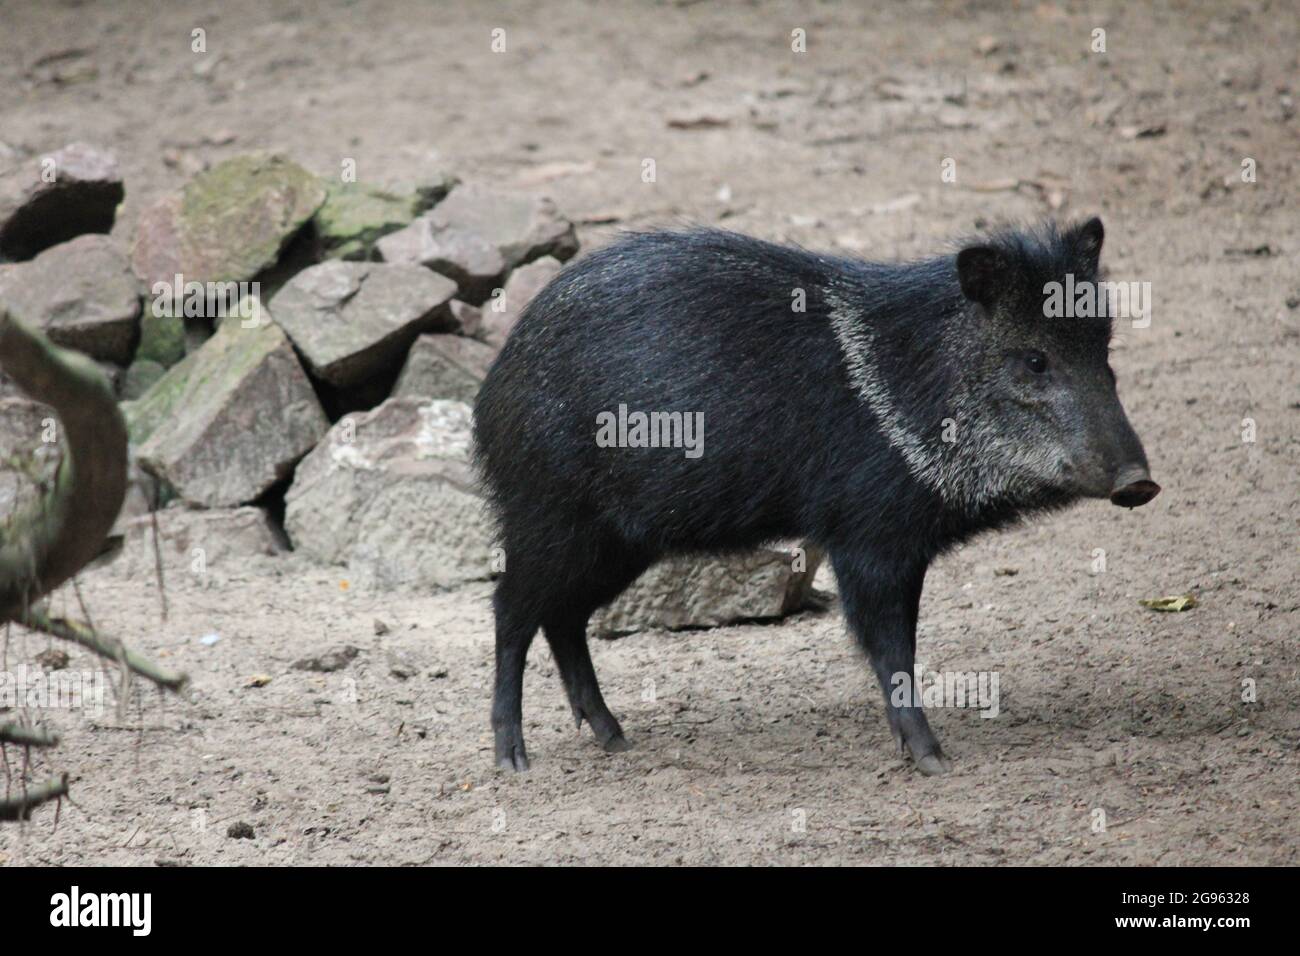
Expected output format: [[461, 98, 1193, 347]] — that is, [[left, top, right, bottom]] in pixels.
[[0, 145, 821, 633]]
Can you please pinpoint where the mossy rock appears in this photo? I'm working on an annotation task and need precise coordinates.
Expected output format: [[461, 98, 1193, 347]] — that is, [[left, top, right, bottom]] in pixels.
[[120, 358, 166, 400], [131, 153, 327, 288], [314, 181, 424, 261], [122, 311, 328, 506], [135, 312, 187, 368]]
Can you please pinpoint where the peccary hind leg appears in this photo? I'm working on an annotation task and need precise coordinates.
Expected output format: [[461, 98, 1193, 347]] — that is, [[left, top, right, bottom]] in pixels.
[[543, 613, 630, 752], [491, 582, 538, 771], [833, 551, 952, 776], [541, 546, 654, 755], [492, 541, 650, 771]]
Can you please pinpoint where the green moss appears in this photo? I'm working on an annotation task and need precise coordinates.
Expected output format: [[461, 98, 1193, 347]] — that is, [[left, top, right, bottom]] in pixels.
[[120, 359, 166, 400], [123, 317, 284, 445], [176, 154, 326, 284], [314, 181, 423, 260], [135, 313, 187, 368]]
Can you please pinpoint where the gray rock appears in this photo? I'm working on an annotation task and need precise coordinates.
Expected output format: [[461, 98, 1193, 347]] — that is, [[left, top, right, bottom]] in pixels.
[[123, 314, 329, 507], [479, 256, 563, 347], [284, 397, 495, 589], [0, 396, 58, 519], [226, 822, 255, 840], [376, 215, 506, 304], [448, 299, 482, 337], [291, 646, 359, 672], [426, 183, 578, 270], [0, 143, 123, 260], [34, 648, 69, 671], [269, 260, 458, 388], [0, 234, 140, 363], [410, 167, 460, 210], [108, 504, 287, 577], [387, 651, 419, 680], [590, 545, 824, 636], [130, 153, 325, 289], [392, 334, 496, 404], [0, 396, 52, 454]]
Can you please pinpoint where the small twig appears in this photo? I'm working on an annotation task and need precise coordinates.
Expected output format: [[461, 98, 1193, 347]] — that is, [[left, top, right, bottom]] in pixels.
[[17, 608, 188, 693], [71, 575, 97, 636], [150, 506, 168, 621], [1107, 815, 1145, 830], [0, 773, 68, 821], [116, 636, 132, 721]]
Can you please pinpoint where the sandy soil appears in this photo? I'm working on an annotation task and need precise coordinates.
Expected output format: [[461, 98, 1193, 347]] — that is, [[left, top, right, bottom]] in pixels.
[[1, 0, 1297, 865]]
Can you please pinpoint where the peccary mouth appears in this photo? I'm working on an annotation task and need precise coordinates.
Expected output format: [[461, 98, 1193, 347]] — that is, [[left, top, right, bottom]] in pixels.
[[1109, 467, 1161, 508]]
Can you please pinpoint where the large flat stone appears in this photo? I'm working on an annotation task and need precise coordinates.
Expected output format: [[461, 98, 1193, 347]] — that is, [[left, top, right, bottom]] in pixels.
[[479, 255, 562, 347], [123, 313, 329, 507], [284, 397, 494, 589], [108, 504, 288, 578], [0, 143, 123, 260], [392, 334, 496, 404], [591, 546, 824, 636], [0, 234, 140, 363], [268, 260, 458, 388], [131, 153, 326, 289], [425, 183, 578, 270], [376, 215, 506, 304], [313, 181, 424, 261]]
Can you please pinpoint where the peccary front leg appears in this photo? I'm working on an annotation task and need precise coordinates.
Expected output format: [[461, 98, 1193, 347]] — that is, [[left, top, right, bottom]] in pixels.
[[832, 551, 952, 776]]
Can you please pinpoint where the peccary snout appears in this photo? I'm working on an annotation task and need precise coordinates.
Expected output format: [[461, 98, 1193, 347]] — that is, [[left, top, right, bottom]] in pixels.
[[1073, 370, 1160, 508], [1098, 401, 1160, 507], [1110, 466, 1161, 508]]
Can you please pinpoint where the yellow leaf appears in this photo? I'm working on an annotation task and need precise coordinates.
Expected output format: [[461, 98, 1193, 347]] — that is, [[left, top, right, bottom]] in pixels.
[[244, 674, 273, 687], [1139, 594, 1197, 612]]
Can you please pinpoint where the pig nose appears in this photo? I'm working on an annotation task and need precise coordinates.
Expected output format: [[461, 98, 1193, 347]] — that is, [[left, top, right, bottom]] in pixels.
[[1110, 465, 1161, 508]]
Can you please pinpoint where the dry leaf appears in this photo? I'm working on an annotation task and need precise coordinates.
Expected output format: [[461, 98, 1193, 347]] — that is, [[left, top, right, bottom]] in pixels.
[[1120, 124, 1166, 140], [965, 177, 1021, 192], [667, 114, 730, 130], [1139, 594, 1198, 612]]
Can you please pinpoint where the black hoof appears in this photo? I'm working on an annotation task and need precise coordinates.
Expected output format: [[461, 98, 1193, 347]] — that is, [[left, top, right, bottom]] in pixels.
[[602, 734, 633, 753], [495, 744, 530, 772], [912, 750, 953, 776]]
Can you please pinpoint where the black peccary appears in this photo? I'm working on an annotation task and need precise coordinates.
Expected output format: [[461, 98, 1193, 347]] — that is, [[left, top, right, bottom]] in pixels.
[[473, 217, 1159, 775]]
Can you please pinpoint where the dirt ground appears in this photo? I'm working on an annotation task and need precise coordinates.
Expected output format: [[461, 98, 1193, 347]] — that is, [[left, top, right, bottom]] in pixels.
[[1, 0, 1297, 865]]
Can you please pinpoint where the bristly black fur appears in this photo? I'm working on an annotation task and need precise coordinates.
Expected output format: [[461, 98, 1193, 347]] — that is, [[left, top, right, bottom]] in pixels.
[[472, 219, 1143, 774]]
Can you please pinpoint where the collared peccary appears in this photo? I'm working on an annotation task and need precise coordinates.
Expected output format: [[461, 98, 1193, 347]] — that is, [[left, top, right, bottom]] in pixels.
[[473, 217, 1159, 775]]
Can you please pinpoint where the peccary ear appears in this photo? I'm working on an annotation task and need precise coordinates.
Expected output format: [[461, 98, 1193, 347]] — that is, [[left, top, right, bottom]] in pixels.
[[1069, 216, 1104, 271], [956, 245, 1007, 307]]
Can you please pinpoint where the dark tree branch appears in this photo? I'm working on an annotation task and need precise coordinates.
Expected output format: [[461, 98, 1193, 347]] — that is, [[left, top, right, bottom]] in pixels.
[[0, 308, 128, 622], [0, 773, 69, 821]]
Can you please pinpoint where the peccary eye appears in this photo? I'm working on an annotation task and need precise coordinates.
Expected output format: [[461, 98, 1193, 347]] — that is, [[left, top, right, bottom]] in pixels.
[[1024, 351, 1048, 375]]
